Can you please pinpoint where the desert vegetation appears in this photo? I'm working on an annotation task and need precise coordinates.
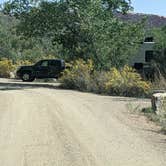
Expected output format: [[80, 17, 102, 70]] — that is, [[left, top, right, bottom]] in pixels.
[[0, 0, 165, 98], [142, 107, 166, 134], [60, 59, 151, 97]]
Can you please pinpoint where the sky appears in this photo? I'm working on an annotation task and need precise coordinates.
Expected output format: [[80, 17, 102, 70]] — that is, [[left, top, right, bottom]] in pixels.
[[0, 0, 165, 17], [131, 0, 166, 16]]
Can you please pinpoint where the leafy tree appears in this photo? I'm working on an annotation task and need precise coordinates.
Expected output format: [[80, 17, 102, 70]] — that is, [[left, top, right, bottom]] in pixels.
[[152, 26, 166, 76], [1, 0, 38, 17], [88, 11, 144, 69], [0, 13, 60, 63], [1, 0, 144, 69], [0, 13, 18, 59]]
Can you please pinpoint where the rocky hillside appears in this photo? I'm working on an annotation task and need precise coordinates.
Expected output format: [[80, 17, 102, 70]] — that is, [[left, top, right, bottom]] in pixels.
[[116, 12, 166, 28]]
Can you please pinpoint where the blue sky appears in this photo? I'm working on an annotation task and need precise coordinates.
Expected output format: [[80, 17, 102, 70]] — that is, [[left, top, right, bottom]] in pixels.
[[131, 0, 166, 16], [0, 0, 165, 16]]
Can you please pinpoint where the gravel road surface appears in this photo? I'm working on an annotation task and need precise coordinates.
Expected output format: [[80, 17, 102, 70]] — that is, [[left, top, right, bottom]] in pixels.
[[0, 79, 165, 166]]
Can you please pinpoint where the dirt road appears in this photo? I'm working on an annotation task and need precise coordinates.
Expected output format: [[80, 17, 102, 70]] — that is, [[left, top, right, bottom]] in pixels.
[[0, 83, 165, 165]]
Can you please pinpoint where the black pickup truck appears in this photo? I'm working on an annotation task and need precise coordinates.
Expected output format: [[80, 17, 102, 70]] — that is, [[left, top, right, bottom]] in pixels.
[[16, 59, 65, 82]]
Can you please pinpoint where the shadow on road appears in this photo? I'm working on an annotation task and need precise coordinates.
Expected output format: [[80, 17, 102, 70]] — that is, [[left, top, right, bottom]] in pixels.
[[0, 79, 61, 91]]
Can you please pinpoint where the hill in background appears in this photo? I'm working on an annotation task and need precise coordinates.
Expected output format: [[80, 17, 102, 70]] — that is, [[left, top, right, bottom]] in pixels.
[[116, 12, 166, 28]]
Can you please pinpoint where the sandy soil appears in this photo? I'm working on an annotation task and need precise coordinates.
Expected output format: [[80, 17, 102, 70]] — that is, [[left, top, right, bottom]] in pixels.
[[0, 83, 165, 166]]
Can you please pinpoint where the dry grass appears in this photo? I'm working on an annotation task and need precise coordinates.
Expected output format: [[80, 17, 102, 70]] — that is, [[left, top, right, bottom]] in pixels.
[[152, 69, 166, 91], [142, 107, 166, 135]]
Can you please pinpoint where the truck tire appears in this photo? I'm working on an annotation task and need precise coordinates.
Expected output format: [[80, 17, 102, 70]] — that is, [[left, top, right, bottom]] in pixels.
[[21, 72, 35, 82]]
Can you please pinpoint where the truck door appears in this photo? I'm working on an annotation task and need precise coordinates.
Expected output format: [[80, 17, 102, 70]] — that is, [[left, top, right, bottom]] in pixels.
[[35, 60, 50, 78], [49, 60, 62, 78]]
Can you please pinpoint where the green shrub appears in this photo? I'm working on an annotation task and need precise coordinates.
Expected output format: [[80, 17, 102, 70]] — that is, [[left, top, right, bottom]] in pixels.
[[142, 107, 155, 113], [0, 58, 14, 78], [142, 107, 166, 134]]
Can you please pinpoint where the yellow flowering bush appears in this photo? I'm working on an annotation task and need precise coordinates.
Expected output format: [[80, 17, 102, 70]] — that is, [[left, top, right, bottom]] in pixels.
[[0, 58, 15, 78], [0, 58, 34, 78], [60, 60, 151, 97], [105, 66, 151, 97], [60, 59, 94, 91]]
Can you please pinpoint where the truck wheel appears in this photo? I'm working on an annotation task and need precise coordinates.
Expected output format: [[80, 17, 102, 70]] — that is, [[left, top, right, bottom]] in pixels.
[[21, 73, 34, 82]]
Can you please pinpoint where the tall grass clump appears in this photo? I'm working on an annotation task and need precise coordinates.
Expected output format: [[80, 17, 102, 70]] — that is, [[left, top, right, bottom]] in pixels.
[[152, 72, 166, 91]]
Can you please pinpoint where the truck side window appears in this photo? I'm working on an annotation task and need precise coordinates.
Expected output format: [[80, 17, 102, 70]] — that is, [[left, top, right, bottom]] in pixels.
[[41, 61, 48, 67], [49, 60, 61, 68]]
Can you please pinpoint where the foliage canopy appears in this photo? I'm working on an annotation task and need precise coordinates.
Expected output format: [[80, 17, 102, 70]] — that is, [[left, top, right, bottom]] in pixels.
[[1, 0, 145, 69]]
